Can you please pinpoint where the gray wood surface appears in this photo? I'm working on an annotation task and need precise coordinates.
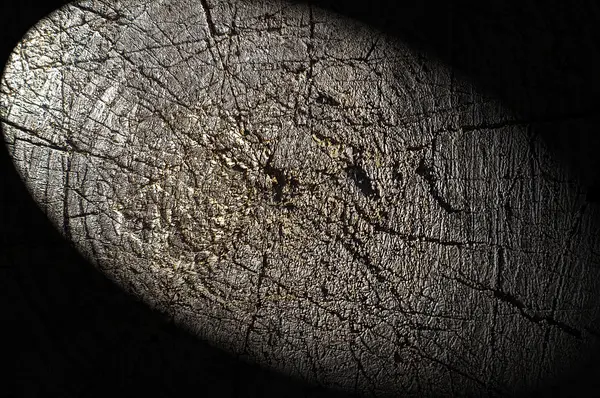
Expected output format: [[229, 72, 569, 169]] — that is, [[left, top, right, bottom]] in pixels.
[[3, 0, 600, 396]]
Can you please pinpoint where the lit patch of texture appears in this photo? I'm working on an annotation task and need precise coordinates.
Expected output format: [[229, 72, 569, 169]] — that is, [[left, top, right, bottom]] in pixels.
[[2, 0, 600, 396]]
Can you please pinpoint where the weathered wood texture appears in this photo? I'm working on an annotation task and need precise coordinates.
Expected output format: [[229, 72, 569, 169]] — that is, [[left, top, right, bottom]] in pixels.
[[3, 0, 600, 396]]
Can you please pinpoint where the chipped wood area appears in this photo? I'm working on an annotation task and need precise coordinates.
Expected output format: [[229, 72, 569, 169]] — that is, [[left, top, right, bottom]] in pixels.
[[2, 0, 600, 396]]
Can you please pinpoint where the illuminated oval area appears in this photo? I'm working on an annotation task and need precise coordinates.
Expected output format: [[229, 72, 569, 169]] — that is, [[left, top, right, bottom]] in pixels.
[[2, 0, 600, 396]]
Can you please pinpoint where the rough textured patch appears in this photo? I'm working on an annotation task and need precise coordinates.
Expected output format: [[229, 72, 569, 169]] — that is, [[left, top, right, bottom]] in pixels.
[[2, 0, 600, 396]]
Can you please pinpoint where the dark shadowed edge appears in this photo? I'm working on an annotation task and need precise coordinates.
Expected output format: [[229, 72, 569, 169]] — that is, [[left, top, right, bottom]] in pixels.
[[2, 0, 600, 397], [0, 1, 360, 397]]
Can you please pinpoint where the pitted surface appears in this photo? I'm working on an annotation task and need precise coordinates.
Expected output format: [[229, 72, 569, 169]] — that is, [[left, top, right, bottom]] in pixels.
[[2, 0, 600, 396]]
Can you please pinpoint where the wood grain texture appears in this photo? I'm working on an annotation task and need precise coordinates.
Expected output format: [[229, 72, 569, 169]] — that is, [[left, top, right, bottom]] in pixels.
[[3, 0, 600, 396]]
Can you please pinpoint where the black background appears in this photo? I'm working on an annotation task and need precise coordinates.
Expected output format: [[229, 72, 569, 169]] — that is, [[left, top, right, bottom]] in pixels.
[[2, 0, 600, 396]]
